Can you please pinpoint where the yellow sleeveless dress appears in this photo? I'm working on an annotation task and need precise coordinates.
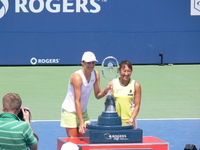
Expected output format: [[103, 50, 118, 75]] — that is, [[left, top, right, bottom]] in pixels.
[[112, 78, 135, 126]]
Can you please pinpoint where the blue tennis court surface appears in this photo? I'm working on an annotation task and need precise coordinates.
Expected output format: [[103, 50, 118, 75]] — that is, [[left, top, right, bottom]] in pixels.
[[31, 119, 200, 150]]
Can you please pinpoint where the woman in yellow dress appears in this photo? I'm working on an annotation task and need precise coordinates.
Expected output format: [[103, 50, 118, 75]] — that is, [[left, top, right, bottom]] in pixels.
[[112, 60, 142, 127]]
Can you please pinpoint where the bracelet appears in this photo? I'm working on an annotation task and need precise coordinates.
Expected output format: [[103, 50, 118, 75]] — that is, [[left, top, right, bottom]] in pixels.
[[129, 118, 133, 122]]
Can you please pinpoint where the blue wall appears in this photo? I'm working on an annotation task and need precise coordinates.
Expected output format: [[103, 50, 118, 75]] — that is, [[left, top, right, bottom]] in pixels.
[[0, 0, 200, 65]]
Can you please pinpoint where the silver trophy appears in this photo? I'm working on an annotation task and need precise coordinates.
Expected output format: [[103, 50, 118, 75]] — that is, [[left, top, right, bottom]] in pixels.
[[101, 56, 119, 112]]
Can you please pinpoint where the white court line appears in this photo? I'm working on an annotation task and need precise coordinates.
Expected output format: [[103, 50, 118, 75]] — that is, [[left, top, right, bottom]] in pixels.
[[137, 118, 200, 120], [31, 118, 200, 122]]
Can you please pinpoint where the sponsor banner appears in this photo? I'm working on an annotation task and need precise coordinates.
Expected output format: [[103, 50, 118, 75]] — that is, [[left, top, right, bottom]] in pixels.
[[0, 0, 106, 19], [0, 0, 200, 65], [30, 57, 60, 65]]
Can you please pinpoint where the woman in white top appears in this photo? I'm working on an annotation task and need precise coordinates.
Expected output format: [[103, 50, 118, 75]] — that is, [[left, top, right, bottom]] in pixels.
[[61, 51, 110, 137]]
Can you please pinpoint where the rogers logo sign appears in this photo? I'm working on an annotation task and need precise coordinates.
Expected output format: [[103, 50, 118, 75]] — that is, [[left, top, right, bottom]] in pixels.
[[30, 57, 60, 65], [0, 0, 9, 19], [15, 0, 102, 13], [0, 0, 108, 19]]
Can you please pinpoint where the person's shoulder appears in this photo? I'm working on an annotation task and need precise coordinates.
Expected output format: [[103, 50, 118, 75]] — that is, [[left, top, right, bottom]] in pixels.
[[93, 69, 100, 75], [70, 70, 83, 85], [71, 70, 82, 79], [134, 81, 141, 88], [92, 70, 100, 79], [12, 120, 30, 130], [93, 69, 99, 73], [19, 120, 30, 126], [113, 78, 119, 82]]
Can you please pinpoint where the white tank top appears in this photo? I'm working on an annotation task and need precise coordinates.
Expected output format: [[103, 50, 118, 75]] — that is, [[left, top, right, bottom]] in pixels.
[[61, 69, 96, 113]]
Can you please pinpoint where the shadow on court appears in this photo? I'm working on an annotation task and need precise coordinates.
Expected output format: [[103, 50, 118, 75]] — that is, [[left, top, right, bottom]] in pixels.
[[31, 119, 200, 150]]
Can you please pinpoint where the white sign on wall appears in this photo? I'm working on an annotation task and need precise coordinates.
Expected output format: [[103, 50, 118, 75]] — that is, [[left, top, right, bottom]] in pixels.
[[191, 0, 200, 15]]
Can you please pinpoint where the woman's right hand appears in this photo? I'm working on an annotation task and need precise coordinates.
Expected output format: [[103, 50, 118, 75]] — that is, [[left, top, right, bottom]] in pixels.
[[79, 122, 87, 135]]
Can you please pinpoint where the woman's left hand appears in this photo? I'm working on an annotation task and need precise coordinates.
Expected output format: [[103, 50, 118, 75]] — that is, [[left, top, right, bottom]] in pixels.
[[126, 118, 134, 125]]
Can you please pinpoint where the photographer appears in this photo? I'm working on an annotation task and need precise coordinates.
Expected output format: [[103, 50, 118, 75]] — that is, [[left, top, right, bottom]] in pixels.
[[0, 93, 38, 150]]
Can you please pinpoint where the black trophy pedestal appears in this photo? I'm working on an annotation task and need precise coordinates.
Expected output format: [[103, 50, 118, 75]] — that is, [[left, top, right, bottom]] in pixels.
[[85, 95, 143, 144]]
